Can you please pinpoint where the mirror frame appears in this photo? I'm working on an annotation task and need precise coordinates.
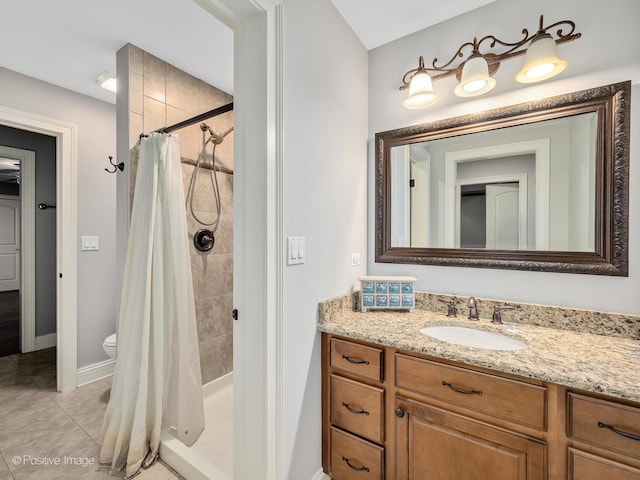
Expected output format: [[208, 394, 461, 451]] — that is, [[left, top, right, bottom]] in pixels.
[[375, 81, 630, 276]]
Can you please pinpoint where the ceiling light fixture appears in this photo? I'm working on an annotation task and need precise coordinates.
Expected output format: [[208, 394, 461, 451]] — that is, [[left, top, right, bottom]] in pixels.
[[400, 15, 580, 108], [97, 72, 117, 93]]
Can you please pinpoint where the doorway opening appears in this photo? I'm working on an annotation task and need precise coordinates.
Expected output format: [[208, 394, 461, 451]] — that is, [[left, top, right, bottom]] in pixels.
[[0, 167, 21, 355], [0, 105, 78, 393], [0, 143, 38, 358]]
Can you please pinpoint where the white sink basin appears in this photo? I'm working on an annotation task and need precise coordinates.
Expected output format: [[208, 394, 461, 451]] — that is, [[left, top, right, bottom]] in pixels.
[[420, 325, 527, 351]]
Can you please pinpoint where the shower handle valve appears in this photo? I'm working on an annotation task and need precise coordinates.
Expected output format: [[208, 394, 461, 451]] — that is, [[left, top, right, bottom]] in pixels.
[[194, 229, 215, 252]]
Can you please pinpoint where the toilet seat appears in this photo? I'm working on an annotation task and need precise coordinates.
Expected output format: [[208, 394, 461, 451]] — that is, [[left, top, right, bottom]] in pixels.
[[103, 333, 117, 359]]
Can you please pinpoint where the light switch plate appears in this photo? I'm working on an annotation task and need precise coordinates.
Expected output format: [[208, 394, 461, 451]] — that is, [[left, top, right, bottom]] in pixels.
[[81, 236, 99, 251], [287, 236, 305, 265]]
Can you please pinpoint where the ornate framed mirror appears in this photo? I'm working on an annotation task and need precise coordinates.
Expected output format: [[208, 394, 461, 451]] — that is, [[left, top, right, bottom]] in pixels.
[[375, 81, 630, 275]]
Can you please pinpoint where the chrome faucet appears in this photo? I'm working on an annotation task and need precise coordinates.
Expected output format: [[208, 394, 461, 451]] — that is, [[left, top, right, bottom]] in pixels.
[[467, 297, 479, 321]]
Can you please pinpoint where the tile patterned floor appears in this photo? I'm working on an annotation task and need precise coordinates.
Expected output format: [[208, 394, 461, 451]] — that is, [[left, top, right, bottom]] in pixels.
[[0, 348, 185, 480]]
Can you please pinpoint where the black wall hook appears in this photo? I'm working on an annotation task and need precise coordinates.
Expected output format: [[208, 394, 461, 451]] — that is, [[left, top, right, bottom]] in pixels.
[[105, 155, 124, 174]]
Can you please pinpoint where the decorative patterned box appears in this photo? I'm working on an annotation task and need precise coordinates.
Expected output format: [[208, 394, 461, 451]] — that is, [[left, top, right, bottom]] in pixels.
[[359, 276, 417, 312]]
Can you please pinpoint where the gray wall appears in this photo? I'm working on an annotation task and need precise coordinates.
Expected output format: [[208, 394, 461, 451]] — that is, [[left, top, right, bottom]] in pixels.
[[282, 0, 368, 477], [368, 0, 640, 315], [0, 125, 56, 336], [0, 66, 117, 367]]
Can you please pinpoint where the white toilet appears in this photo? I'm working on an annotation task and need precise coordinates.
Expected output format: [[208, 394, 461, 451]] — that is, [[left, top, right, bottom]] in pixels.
[[103, 333, 117, 359]]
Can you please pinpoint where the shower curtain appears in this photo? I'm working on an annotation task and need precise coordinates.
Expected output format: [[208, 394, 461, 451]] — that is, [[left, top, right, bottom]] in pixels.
[[99, 133, 205, 478]]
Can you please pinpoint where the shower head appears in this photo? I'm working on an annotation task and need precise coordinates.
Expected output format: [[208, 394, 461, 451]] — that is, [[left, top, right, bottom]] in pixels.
[[207, 126, 234, 145]]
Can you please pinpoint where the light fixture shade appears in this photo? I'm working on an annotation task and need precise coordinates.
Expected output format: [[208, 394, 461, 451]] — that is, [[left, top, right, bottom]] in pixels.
[[403, 72, 438, 109], [515, 34, 567, 83], [97, 72, 117, 93], [453, 56, 496, 98]]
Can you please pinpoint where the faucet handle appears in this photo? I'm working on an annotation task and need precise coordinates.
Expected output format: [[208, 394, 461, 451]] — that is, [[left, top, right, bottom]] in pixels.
[[438, 297, 458, 317], [467, 296, 479, 320], [491, 305, 521, 324]]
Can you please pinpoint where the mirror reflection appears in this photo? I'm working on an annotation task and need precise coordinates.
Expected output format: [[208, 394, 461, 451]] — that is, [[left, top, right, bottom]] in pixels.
[[390, 113, 597, 251]]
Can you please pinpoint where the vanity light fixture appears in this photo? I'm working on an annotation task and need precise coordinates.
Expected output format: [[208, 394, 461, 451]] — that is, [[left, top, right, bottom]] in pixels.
[[515, 34, 567, 83], [453, 54, 497, 97], [402, 56, 439, 109], [400, 15, 581, 108], [97, 72, 117, 93]]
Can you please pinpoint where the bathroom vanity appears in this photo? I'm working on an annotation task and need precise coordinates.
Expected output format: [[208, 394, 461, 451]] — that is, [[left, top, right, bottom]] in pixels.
[[319, 293, 640, 480]]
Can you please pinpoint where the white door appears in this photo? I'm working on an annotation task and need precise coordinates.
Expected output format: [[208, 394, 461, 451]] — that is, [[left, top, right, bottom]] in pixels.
[[486, 184, 520, 250], [0, 196, 20, 291]]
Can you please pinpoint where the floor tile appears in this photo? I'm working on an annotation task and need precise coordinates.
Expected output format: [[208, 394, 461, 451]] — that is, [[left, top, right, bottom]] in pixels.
[[0, 371, 34, 389], [0, 378, 56, 427], [0, 357, 16, 375], [30, 373, 57, 391], [8, 441, 109, 480], [54, 379, 111, 442], [0, 405, 75, 452], [3, 411, 101, 479], [10, 348, 56, 377], [0, 354, 196, 480], [0, 455, 14, 480], [135, 461, 175, 480]]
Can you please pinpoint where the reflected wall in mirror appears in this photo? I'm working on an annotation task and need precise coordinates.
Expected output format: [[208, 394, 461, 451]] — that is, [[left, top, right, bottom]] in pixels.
[[376, 81, 630, 275]]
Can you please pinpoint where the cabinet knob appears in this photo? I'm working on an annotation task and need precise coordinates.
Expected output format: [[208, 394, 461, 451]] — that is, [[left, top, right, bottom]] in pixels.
[[395, 407, 405, 418]]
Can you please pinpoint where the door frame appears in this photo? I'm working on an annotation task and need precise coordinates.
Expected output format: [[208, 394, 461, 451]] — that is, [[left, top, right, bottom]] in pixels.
[[0, 105, 77, 393], [444, 138, 550, 249], [194, 0, 285, 478], [0, 146, 35, 352]]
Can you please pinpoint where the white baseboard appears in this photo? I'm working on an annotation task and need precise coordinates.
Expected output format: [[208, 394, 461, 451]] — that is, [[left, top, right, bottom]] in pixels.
[[311, 468, 330, 480], [35, 333, 57, 350], [76, 358, 115, 387], [202, 371, 233, 398]]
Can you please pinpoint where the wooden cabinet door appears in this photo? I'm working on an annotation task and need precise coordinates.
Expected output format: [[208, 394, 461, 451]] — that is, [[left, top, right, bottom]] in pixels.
[[395, 396, 546, 480]]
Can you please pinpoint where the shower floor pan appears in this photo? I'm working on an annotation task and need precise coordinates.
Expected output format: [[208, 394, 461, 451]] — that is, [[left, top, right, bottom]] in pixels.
[[160, 373, 233, 480]]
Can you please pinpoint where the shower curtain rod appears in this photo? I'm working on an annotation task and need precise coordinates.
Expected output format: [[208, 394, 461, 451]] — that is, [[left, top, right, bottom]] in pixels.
[[140, 102, 233, 138]]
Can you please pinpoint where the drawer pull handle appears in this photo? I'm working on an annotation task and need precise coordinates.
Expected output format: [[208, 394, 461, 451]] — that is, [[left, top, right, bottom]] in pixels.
[[342, 456, 370, 472], [442, 381, 483, 396], [598, 422, 640, 442], [342, 402, 369, 415], [342, 355, 369, 365]]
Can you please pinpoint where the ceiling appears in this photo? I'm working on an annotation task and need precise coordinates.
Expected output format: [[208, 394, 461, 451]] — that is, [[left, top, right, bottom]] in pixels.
[[330, 0, 494, 50], [1, 0, 493, 105]]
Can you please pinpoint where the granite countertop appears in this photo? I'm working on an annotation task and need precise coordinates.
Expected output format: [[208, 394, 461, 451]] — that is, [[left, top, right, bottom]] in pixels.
[[318, 294, 640, 404]]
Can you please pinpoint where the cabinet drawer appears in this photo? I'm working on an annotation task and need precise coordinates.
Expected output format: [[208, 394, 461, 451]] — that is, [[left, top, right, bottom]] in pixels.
[[331, 374, 384, 444], [395, 353, 547, 429], [568, 392, 640, 459], [330, 427, 383, 480], [568, 448, 640, 480], [331, 338, 383, 382]]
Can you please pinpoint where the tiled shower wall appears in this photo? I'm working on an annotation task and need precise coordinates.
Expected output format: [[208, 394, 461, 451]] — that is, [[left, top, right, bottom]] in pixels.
[[119, 43, 233, 384]]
